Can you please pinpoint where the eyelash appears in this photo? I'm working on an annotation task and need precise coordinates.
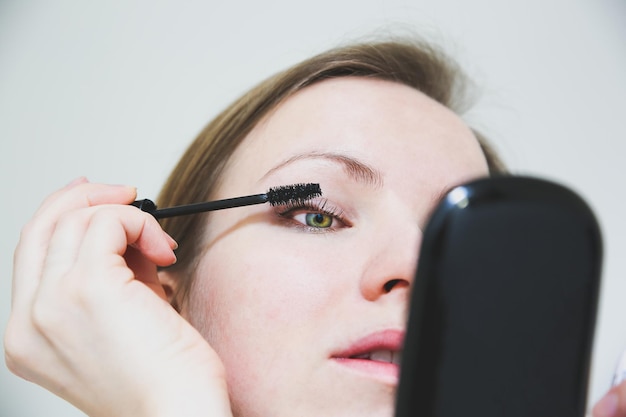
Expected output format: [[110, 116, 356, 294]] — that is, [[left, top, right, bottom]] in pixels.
[[275, 198, 349, 232]]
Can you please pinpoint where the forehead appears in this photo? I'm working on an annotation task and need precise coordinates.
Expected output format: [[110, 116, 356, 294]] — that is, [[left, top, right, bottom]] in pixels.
[[219, 77, 487, 196]]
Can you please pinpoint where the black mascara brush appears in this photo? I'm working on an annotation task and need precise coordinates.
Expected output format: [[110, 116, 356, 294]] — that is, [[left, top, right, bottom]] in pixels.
[[132, 183, 322, 219]]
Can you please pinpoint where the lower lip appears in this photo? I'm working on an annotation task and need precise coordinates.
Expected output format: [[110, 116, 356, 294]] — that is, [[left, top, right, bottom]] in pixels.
[[332, 357, 400, 384]]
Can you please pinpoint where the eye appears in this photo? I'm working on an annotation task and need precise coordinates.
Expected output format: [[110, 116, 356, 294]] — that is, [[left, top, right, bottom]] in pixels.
[[275, 199, 349, 231], [298, 212, 333, 228]]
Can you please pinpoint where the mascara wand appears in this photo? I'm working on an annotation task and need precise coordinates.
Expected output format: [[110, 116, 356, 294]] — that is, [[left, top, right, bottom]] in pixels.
[[132, 183, 322, 219]]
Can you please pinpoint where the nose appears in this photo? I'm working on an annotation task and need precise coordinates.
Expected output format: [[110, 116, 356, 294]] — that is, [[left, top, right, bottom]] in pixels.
[[359, 219, 422, 302]]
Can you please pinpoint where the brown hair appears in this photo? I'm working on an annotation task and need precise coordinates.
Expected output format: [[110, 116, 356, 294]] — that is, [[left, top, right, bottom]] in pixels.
[[157, 38, 507, 308]]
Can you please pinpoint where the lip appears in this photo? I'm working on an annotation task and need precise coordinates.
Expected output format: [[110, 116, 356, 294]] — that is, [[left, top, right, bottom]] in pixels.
[[330, 329, 404, 385]]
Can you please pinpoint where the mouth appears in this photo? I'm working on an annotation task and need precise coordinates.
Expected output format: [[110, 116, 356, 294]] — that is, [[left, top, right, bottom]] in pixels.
[[348, 349, 402, 365], [331, 329, 404, 384]]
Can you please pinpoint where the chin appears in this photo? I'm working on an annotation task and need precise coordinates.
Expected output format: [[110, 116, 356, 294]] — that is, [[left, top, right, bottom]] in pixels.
[[231, 388, 396, 417], [297, 387, 397, 417]]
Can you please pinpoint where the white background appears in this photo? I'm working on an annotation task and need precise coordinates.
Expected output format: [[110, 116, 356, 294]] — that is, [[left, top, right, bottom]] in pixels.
[[1, 1, 624, 415]]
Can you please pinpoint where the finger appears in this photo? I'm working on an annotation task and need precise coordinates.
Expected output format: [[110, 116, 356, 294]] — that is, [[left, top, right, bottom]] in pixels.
[[18, 211, 93, 322], [29, 181, 138, 238], [74, 205, 177, 284], [12, 183, 138, 310], [34, 205, 174, 304], [40, 203, 174, 288], [34, 176, 89, 213], [593, 383, 626, 417], [34, 178, 134, 217], [24, 206, 175, 375], [39, 209, 92, 291]]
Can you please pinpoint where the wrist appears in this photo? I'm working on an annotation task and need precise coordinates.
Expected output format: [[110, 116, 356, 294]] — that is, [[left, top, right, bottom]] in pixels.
[[143, 379, 233, 417]]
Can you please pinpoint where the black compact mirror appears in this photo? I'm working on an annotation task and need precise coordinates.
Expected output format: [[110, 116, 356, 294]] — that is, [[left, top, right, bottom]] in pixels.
[[395, 176, 602, 417]]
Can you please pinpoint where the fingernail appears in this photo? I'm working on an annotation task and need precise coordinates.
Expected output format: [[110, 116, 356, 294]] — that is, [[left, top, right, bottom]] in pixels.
[[110, 184, 137, 196], [164, 232, 179, 250], [596, 392, 619, 417], [114, 185, 138, 201]]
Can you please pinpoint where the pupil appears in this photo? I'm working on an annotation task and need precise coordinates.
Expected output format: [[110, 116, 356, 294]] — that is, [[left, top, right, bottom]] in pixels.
[[313, 214, 325, 224]]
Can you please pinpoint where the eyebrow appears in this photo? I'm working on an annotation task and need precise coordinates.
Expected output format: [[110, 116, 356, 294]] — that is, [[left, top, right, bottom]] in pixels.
[[261, 151, 384, 188]]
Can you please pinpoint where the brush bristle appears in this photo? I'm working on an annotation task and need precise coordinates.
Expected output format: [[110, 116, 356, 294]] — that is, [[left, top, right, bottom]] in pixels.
[[267, 183, 322, 206]]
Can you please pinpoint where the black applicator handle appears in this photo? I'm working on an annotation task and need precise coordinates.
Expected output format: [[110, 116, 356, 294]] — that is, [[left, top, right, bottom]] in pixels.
[[131, 183, 322, 220], [131, 194, 268, 219], [131, 199, 158, 214]]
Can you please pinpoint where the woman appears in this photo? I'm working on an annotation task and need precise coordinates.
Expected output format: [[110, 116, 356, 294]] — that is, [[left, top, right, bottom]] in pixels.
[[4, 39, 622, 417]]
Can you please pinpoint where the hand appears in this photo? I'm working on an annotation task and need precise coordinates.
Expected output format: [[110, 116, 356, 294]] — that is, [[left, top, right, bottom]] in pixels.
[[594, 382, 626, 417], [4, 178, 232, 417]]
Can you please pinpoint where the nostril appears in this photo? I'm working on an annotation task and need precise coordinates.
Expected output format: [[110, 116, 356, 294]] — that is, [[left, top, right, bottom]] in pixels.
[[383, 279, 402, 293]]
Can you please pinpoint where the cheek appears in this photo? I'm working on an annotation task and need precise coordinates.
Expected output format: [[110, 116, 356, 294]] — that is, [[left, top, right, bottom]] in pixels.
[[188, 233, 354, 413], [190, 232, 349, 347]]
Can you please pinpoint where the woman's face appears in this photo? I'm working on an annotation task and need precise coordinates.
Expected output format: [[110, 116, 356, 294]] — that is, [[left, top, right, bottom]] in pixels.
[[183, 78, 488, 417]]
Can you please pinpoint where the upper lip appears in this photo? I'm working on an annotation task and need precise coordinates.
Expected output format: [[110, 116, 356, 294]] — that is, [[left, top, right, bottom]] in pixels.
[[331, 329, 404, 363]]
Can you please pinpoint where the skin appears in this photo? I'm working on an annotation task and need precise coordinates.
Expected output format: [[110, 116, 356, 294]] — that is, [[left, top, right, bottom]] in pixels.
[[6, 76, 624, 417], [595, 385, 626, 417], [5, 180, 231, 417], [167, 77, 490, 417]]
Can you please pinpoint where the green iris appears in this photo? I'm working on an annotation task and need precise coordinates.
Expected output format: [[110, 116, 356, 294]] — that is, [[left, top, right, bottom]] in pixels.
[[305, 213, 333, 228]]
